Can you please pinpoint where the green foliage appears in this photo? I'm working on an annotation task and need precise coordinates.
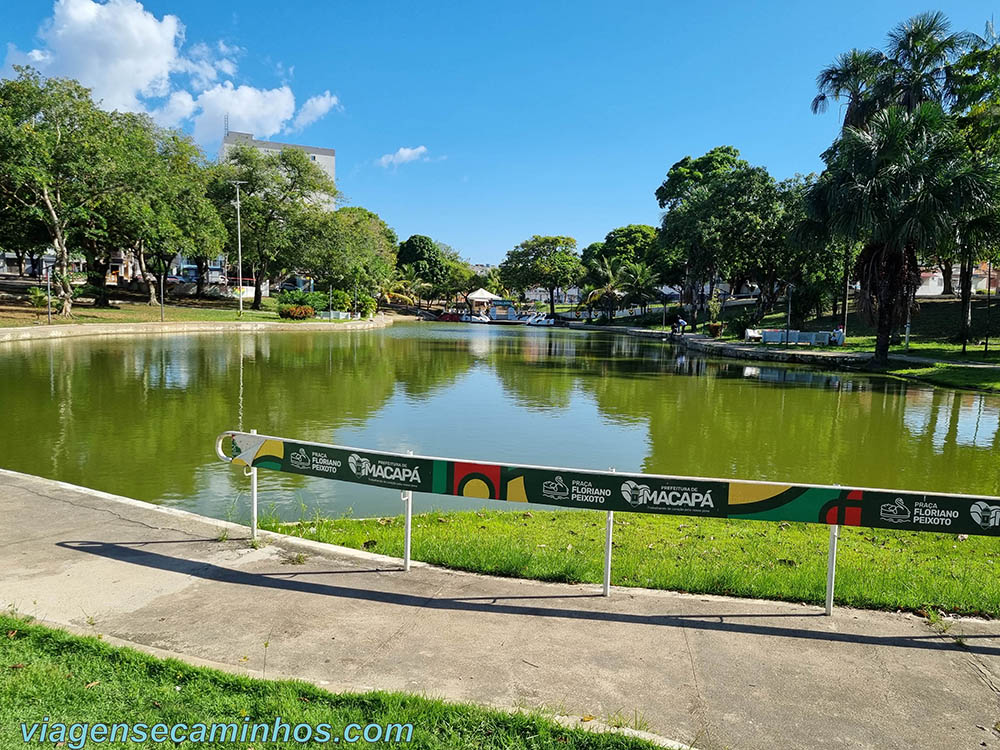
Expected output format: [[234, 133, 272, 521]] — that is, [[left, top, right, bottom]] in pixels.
[[327, 288, 353, 312], [707, 290, 722, 322], [655, 145, 744, 210], [726, 310, 758, 339], [397, 234, 445, 287], [358, 294, 377, 317], [499, 235, 584, 313], [211, 144, 337, 309], [278, 289, 327, 309], [26, 286, 49, 309], [601, 224, 658, 265], [580, 241, 605, 269], [277, 304, 316, 319]]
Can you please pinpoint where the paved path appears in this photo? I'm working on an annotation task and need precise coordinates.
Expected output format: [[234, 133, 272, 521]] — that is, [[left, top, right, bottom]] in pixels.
[[0, 315, 392, 343], [3, 470, 1000, 750]]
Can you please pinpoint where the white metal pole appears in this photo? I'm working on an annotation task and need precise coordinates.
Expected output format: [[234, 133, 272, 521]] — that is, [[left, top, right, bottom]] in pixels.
[[825, 524, 839, 615], [250, 428, 258, 541], [45, 267, 51, 324], [230, 180, 245, 318], [603, 510, 614, 597], [603, 467, 615, 597], [402, 450, 413, 572]]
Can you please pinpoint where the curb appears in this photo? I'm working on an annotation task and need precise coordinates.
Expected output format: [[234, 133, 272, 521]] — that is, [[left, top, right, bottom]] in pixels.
[[0, 316, 393, 344]]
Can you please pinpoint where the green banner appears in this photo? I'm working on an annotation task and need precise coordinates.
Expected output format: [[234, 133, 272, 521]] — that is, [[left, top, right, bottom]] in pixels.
[[219, 431, 1000, 537]]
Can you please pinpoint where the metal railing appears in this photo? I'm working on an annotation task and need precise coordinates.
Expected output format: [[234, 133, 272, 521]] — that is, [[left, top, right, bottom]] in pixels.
[[216, 430, 1000, 615]]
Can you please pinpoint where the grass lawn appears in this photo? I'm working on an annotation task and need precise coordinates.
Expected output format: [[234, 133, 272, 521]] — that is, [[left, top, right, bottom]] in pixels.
[[700, 297, 1000, 362], [883, 362, 1000, 391], [0, 297, 356, 328], [0, 614, 654, 749], [263, 509, 1000, 619]]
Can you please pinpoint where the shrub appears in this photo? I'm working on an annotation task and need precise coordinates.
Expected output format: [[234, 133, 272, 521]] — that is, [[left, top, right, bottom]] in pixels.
[[327, 289, 353, 312], [277, 304, 315, 320], [707, 291, 722, 322], [277, 289, 327, 310], [358, 294, 377, 318], [726, 310, 759, 339], [26, 287, 49, 309]]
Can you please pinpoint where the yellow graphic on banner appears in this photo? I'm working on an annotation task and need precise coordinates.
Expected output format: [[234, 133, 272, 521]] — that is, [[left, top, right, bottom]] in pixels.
[[728, 482, 792, 505]]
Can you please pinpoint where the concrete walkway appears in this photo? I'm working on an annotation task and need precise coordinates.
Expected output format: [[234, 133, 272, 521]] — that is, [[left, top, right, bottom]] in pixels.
[[3, 469, 1000, 750], [0, 315, 392, 343]]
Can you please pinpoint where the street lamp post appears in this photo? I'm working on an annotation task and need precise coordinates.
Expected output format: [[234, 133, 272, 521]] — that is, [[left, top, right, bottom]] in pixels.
[[229, 180, 246, 318], [45, 264, 51, 325]]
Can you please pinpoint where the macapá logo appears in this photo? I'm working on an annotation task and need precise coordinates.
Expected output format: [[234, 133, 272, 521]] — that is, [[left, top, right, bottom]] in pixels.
[[348, 453, 421, 485], [620, 480, 715, 510]]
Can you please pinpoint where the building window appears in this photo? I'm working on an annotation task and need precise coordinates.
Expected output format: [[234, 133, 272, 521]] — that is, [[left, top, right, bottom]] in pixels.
[[310, 155, 316, 161]]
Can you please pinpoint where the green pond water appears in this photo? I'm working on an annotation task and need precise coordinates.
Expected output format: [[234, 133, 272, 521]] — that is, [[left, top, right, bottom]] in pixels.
[[1, 323, 998, 521]]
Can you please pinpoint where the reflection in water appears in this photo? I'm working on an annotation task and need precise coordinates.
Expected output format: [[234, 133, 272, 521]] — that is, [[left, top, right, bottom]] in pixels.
[[0, 323, 997, 520]]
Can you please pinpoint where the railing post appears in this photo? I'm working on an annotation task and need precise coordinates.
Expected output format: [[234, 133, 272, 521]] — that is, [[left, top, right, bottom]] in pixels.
[[825, 524, 839, 615], [604, 467, 615, 597], [402, 449, 413, 572], [249, 428, 258, 542]]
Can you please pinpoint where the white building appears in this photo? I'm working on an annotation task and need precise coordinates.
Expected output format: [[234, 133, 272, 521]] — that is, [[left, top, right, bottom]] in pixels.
[[221, 130, 336, 186]]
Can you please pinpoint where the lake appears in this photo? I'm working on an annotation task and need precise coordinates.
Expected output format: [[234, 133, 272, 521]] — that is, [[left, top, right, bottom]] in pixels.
[[1, 323, 997, 520]]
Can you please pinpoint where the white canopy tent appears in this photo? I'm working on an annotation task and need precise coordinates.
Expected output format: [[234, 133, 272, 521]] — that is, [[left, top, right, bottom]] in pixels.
[[466, 287, 501, 303]]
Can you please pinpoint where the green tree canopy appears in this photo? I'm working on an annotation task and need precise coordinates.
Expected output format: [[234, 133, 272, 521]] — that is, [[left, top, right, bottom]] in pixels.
[[499, 235, 584, 313], [211, 144, 337, 309], [396, 234, 445, 288]]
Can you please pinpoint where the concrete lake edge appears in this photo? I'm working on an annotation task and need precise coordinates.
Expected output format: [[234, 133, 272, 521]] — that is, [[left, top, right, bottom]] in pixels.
[[0, 314, 393, 343]]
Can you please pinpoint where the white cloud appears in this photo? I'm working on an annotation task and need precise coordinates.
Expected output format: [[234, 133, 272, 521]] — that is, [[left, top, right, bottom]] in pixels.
[[3, 0, 340, 146], [5, 0, 183, 111], [378, 145, 430, 168], [152, 89, 195, 127], [290, 91, 340, 132], [192, 82, 295, 143]]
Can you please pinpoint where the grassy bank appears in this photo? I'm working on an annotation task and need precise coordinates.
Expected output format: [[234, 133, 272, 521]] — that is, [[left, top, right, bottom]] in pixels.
[[0, 298, 358, 328], [0, 614, 654, 749], [263, 509, 1000, 618]]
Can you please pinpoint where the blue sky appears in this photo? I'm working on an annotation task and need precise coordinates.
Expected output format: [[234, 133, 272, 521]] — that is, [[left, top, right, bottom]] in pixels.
[[3, 1, 997, 264]]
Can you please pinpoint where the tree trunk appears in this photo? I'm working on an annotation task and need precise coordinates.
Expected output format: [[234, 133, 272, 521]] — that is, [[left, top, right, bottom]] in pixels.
[[959, 255, 973, 343], [874, 293, 894, 364], [939, 260, 954, 296], [548, 287, 556, 315], [137, 242, 158, 305], [195, 257, 208, 297], [252, 270, 263, 310], [40, 187, 73, 316], [88, 255, 111, 307]]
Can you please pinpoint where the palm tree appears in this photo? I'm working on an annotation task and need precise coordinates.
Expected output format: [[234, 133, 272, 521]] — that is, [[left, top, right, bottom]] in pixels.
[[586, 257, 624, 321], [620, 260, 659, 315], [811, 48, 887, 128], [883, 11, 976, 113], [574, 283, 598, 322], [814, 103, 997, 364], [374, 272, 414, 311], [398, 264, 429, 310]]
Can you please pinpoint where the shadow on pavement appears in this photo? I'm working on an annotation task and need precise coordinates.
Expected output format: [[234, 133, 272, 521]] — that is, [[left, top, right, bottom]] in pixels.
[[57, 539, 1000, 656]]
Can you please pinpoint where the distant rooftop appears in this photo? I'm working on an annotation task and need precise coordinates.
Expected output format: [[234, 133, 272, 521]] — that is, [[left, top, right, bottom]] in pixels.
[[222, 130, 336, 157]]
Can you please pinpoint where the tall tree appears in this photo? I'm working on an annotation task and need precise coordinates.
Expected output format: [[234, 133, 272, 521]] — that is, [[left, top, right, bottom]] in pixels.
[[0, 68, 145, 315], [601, 224, 658, 265], [499, 235, 584, 313], [212, 144, 337, 309], [396, 235, 445, 290], [813, 103, 997, 363]]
